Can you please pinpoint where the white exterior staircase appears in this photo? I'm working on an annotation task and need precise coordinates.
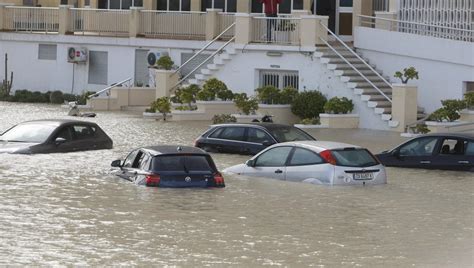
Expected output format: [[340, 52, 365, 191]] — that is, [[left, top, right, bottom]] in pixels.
[[316, 44, 426, 129]]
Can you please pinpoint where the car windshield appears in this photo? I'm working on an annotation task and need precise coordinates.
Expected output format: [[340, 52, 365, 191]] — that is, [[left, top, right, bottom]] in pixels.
[[331, 149, 379, 167], [0, 123, 56, 143], [268, 127, 314, 142], [152, 155, 215, 172]]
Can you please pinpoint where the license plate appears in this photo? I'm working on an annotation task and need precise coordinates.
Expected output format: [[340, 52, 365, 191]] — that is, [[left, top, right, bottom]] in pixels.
[[353, 172, 374, 180]]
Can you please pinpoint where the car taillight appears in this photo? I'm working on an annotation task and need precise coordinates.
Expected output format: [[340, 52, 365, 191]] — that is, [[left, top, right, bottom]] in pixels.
[[145, 174, 160, 187], [213, 172, 225, 187], [320, 150, 337, 165]]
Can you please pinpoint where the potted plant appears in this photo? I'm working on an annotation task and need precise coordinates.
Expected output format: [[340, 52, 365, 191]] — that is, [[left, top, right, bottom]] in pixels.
[[318, 97, 359, 128], [394, 67, 419, 84], [151, 96, 172, 121], [156, 55, 174, 70], [425, 99, 468, 132]]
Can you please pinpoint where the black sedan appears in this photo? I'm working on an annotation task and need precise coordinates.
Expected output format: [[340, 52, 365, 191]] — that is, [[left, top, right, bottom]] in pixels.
[[194, 123, 316, 155], [111, 145, 225, 188], [0, 119, 113, 154], [376, 133, 474, 171]]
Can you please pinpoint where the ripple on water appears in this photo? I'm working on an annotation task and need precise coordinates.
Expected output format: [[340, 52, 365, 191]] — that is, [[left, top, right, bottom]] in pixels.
[[0, 102, 472, 266]]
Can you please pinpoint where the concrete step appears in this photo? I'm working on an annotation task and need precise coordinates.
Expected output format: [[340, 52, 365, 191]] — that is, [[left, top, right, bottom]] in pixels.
[[225, 47, 236, 55], [195, 74, 206, 81], [356, 81, 391, 88], [207, 64, 218, 70], [322, 51, 358, 58], [388, 120, 400, 128], [219, 53, 232, 60], [201, 69, 212, 75], [341, 69, 385, 77], [348, 76, 387, 83], [214, 58, 225, 65], [188, 78, 199, 85], [335, 63, 374, 70], [328, 58, 367, 65], [317, 46, 354, 52]]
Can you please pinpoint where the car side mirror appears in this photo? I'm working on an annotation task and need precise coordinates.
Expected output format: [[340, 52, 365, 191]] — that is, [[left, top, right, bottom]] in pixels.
[[111, 159, 122, 168], [54, 137, 66, 145], [245, 159, 255, 167]]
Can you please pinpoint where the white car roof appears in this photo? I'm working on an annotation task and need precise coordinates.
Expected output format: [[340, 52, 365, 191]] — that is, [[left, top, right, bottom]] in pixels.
[[274, 140, 362, 152]]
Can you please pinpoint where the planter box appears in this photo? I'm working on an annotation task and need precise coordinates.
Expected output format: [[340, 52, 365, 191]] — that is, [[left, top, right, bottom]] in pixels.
[[319, 113, 359, 128], [170, 110, 206, 121], [460, 109, 474, 122], [196, 101, 238, 119], [232, 114, 263, 123], [294, 124, 326, 129], [258, 104, 300, 125], [143, 112, 164, 120], [425, 121, 473, 133]]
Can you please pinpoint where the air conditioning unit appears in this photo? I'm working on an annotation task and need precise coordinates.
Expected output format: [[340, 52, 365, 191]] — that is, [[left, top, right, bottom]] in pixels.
[[67, 47, 87, 63], [147, 51, 169, 67]]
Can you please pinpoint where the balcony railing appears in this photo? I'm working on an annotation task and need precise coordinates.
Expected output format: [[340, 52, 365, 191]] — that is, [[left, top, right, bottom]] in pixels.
[[217, 12, 235, 40], [251, 16, 300, 45], [3, 6, 59, 33], [70, 8, 130, 36], [139, 10, 206, 39]]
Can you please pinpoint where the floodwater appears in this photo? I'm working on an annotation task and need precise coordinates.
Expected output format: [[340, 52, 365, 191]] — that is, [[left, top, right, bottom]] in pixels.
[[0, 102, 472, 267]]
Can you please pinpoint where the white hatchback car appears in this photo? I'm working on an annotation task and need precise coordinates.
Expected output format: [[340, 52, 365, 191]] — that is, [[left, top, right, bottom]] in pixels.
[[224, 141, 387, 185]]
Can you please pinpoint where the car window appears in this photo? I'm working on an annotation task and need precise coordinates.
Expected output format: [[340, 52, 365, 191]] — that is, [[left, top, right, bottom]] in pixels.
[[439, 139, 466, 155], [399, 137, 438, 156], [132, 151, 145, 168], [331, 149, 379, 167], [139, 153, 151, 170], [466, 142, 474, 156], [217, 127, 245, 141], [208, 127, 224, 138], [152, 155, 215, 172], [268, 127, 314, 142], [255, 146, 293, 167], [247, 128, 272, 144], [0, 123, 56, 143], [123, 150, 139, 168], [289, 147, 324, 166], [72, 125, 96, 140], [55, 127, 73, 141]]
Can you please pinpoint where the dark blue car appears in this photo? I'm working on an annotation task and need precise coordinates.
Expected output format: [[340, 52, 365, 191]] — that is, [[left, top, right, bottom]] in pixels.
[[194, 123, 316, 155], [376, 133, 474, 171], [111, 145, 225, 188]]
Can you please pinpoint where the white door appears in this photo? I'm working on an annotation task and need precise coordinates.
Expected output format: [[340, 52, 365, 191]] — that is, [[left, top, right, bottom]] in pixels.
[[244, 146, 293, 180], [285, 147, 334, 183]]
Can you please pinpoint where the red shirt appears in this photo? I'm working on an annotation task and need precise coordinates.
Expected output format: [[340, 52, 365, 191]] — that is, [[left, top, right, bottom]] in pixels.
[[259, 0, 281, 15]]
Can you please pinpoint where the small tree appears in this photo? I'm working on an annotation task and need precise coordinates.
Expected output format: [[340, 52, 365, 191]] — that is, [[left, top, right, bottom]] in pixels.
[[151, 97, 172, 121], [179, 84, 200, 110], [156, 56, 174, 70], [234, 93, 259, 115], [464, 92, 474, 110], [216, 89, 234, 101], [291, 90, 327, 119], [428, 99, 467, 122], [394, 67, 419, 84], [279, 86, 298, 104], [255, 85, 280, 104]]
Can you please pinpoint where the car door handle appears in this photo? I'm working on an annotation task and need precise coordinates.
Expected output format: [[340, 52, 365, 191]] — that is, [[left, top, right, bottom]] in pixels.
[[275, 169, 283, 174], [458, 161, 470, 164], [420, 161, 431, 164]]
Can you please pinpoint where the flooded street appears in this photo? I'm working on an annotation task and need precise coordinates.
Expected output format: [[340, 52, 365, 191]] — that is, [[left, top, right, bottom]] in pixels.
[[0, 102, 472, 267]]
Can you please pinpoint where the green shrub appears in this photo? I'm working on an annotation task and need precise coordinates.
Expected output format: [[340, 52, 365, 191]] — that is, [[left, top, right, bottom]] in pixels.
[[212, 114, 237, 124], [175, 105, 197, 111], [234, 93, 258, 115], [49, 90, 64, 104], [255, 85, 280, 104], [197, 78, 231, 101], [428, 99, 467, 122], [409, 124, 430, 134], [63, 93, 77, 102], [196, 88, 215, 101], [77, 91, 96, 105], [179, 84, 200, 109], [464, 92, 474, 109], [291, 90, 327, 119], [145, 108, 156, 113], [216, 89, 234, 101], [151, 97, 172, 121], [156, 55, 174, 70], [394, 67, 419, 84], [279, 87, 298, 104], [324, 97, 354, 114], [10, 90, 49, 103], [300, 117, 320, 125]]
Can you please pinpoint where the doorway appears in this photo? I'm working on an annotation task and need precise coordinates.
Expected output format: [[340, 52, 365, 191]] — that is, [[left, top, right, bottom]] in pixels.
[[313, 0, 353, 38]]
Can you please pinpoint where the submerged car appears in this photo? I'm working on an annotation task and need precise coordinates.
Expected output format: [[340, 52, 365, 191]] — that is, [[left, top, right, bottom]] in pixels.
[[194, 123, 316, 155], [0, 119, 113, 154], [224, 141, 386, 185], [111, 145, 225, 188], [376, 133, 474, 171]]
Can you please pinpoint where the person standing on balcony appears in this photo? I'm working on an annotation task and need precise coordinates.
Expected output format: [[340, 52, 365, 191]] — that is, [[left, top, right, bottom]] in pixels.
[[260, 0, 282, 42]]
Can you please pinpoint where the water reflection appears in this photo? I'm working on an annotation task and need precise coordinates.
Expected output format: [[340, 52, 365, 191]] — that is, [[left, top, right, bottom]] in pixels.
[[0, 102, 472, 266]]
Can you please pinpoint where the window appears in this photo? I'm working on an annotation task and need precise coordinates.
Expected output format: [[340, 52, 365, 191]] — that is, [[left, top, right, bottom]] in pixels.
[[55, 127, 73, 141], [260, 70, 299, 90], [158, 0, 191, 11], [217, 127, 245, 141], [209, 127, 224, 138], [38, 44, 57, 60], [289, 148, 324, 166], [152, 155, 214, 172], [1, 123, 55, 143], [251, 0, 302, 14], [201, 0, 236, 12], [439, 139, 467, 155], [98, 0, 142, 9], [123, 150, 139, 168], [399, 137, 438, 156], [267, 126, 314, 142], [255, 146, 293, 167], [465, 142, 474, 156], [247, 128, 272, 144], [72, 125, 96, 140], [331, 149, 379, 167], [88, 51, 108, 85]]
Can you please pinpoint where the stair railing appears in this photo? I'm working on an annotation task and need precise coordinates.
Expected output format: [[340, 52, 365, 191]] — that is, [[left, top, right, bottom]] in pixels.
[[174, 22, 236, 75], [319, 22, 392, 103], [88, 77, 132, 99]]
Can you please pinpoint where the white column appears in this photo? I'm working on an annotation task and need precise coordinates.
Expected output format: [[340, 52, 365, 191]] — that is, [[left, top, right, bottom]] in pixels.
[[235, 13, 251, 45], [391, 84, 418, 132]]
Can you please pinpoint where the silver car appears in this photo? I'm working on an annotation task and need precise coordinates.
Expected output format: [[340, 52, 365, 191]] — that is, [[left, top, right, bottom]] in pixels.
[[223, 141, 387, 185]]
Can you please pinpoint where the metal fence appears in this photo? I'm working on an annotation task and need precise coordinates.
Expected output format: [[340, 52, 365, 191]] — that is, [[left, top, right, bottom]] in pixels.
[[259, 70, 299, 91], [69, 8, 130, 36], [3, 6, 59, 33], [139, 11, 206, 39], [251, 16, 300, 45], [217, 12, 235, 40], [373, 0, 390, 12]]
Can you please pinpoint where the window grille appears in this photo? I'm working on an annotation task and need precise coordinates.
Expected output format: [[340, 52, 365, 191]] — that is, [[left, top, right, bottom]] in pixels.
[[38, 44, 57, 60], [259, 70, 299, 90], [88, 51, 108, 85]]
